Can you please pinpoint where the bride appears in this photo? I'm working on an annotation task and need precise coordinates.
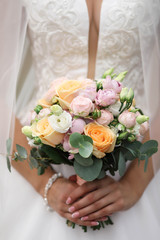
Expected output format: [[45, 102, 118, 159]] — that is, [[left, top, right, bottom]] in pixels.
[[0, 0, 160, 239]]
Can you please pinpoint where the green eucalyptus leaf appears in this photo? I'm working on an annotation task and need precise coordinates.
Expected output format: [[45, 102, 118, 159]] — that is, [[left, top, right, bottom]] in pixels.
[[144, 156, 149, 172], [37, 166, 45, 175], [79, 142, 93, 158], [6, 138, 12, 155], [122, 141, 142, 158], [6, 156, 11, 172], [29, 155, 39, 168], [118, 152, 126, 176], [69, 132, 84, 148], [139, 140, 158, 158], [83, 135, 93, 144], [74, 154, 93, 166], [41, 144, 72, 165], [74, 158, 103, 181], [97, 169, 106, 179], [16, 144, 27, 159]]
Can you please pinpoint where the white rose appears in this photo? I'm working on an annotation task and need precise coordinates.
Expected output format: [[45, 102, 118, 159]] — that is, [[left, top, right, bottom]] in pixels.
[[108, 101, 121, 116], [48, 111, 72, 133]]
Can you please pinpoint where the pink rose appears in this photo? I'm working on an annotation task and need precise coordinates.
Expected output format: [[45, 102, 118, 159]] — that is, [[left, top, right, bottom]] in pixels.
[[96, 110, 114, 126], [95, 89, 117, 107], [118, 110, 136, 128], [79, 86, 97, 101], [44, 77, 68, 102], [111, 80, 122, 94], [70, 119, 86, 134], [38, 108, 51, 118], [25, 111, 37, 125], [70, 96, 94, 117], [139, 121, 149, 135], [78, 78, 96, 88], [63, 134, 78, 153], [102, 76, 113, 89]]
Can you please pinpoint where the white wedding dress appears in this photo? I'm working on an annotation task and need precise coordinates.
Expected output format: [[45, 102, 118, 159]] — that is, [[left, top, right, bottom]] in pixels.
[[0, 0, 160, 239]]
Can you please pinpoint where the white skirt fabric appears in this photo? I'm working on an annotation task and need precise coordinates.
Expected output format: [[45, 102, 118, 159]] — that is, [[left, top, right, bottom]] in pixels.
[[0, 155, 160, 240]]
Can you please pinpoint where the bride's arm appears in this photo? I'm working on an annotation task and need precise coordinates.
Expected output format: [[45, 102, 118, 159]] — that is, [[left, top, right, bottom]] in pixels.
[[65, 131, 154, 221], [12, 118, 102, 226]]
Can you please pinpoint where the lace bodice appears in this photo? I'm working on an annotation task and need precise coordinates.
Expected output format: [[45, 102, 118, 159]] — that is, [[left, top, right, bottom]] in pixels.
[[22, 0, 148, 112]]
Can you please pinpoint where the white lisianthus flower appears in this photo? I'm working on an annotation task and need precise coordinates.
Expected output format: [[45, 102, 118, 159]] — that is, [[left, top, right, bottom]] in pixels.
[[108, 101, 121, 116], [48, 111, 72, 133]]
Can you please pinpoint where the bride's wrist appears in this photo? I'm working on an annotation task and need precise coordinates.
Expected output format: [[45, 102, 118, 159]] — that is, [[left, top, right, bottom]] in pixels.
[[35, 167, 56, 197]]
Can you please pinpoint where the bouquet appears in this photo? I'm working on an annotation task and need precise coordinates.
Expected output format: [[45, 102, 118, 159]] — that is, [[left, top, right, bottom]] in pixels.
[[6, 68, 158, 232]]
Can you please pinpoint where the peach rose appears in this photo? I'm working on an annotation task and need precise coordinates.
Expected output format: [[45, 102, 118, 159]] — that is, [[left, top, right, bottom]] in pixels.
[[84, 122, 117, 157], [56, 80, 84, 104], [31, 118, 64, 147]]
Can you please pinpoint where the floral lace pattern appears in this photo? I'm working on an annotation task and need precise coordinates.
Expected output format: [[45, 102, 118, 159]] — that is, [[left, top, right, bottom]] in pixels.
[[22, 0, 152, 110]]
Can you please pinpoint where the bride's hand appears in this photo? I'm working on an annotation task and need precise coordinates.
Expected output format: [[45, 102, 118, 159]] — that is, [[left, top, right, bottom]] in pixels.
[[65, 176, 140, 221], [48, 177, 106, 226]]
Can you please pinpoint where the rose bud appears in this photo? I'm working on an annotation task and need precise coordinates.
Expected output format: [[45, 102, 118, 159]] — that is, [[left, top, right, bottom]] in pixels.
[[102, 68, 114, 79], [118, 110, 136, 128], [22, 126, 33, 138], [136, 115, 149, 124], [50, 104, 63, 116], [126, 88, 134, 103], [70, 119, 86, 134], [34, 136, 42, 145], [114, 71, 128, 82], [117, 131, 128, 141], [119, 87, 128, 103], [127, 134, 136, 142]]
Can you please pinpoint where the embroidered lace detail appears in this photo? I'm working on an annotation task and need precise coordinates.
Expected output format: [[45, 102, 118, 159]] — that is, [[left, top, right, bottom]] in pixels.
[[24, 0, 89, 100], [96, 0, 148, 109], [22, 0, 153, 111]]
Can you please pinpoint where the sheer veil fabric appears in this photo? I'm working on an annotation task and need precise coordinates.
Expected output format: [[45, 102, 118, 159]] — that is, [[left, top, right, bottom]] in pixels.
[[0, 0, 160, 239]]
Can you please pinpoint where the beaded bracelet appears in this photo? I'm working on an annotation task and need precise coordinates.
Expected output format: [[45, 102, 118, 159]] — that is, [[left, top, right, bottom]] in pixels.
[[43, 172, 62, 211]]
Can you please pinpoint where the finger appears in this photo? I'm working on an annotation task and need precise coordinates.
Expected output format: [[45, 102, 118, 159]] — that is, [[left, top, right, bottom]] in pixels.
[[65, 182, 98, 205], [64, 213, 99, 227], [66, 177, 113, 205], [68, 183, 117, 213], [72, 191, 119, 219], [82, 199, 124, 221]]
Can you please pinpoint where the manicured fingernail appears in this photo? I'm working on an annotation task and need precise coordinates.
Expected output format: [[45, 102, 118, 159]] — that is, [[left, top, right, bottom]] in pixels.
[[68, 206, 75, 213], [66, 197, 71, 205], [91, 221, 99, 226], [72, 212, 79, 218], [101, 217, 108, 221], [81, 216, 89, 221]]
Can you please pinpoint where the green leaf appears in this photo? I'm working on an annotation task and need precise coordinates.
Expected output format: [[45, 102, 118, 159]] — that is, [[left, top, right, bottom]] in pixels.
[[74, 158, 102, 181], [122, 141, 142, 158], [79, 142, 93, 158], [97, 169, 106, 179], [6, 156, 11, 172], [83, 135, 93, 144], [69, 133, 84, 148], [40, 144, 72, 165], [139, 140, 158, 158], [29, 155, 39, 168], [144, 156, 149, 172], [118, 152, 126, 176], [37, 166, 45, 175], [74, 154, 93, 167], [6, 138, 12, 155], [16, 144, 27, 159]]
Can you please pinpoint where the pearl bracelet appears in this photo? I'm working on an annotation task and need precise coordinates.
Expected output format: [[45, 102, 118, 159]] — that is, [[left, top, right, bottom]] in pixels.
[[43, 172, 62, 211]]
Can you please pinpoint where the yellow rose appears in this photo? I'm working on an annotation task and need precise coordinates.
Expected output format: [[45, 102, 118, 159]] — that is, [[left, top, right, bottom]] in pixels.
[[56, 80, 83, 105], [84, 122, 117, 157], [31, 118, 64, 147], [38, 98, 52, 108]]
